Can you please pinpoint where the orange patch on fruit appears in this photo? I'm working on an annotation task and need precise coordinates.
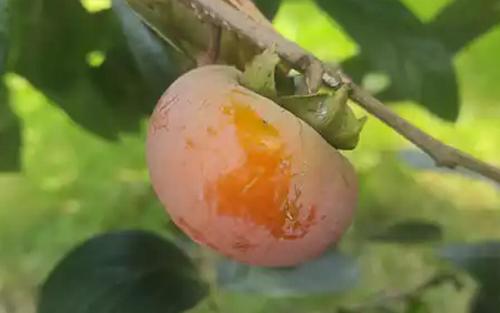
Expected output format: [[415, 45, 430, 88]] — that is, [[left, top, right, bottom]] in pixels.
[[204, 93, 316, 240]]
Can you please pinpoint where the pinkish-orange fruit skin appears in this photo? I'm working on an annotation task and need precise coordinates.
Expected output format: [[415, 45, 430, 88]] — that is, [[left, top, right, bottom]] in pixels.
[[146, 65, 357, 267]]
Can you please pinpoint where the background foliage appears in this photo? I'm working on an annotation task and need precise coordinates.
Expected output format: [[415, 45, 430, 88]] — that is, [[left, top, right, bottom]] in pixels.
[[0, 0, 499, 312]]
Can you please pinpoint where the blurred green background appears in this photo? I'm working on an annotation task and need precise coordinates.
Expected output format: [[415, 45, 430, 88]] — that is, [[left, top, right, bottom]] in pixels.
[[1, 0, 499, 312]]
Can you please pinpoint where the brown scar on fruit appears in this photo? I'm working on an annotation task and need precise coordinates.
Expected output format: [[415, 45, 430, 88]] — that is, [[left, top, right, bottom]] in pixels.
[[281, 185, 317, 240], [185, 137, 196, 149], [283, 185, 303, 221], [232, 235, 257, 253], [151, 94, 179, 133], [206, 126, 218, 136]]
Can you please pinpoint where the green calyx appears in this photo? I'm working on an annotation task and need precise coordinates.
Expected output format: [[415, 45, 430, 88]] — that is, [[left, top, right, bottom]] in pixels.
[[239, 48, 281, 99], [239, 48, 366, 150]]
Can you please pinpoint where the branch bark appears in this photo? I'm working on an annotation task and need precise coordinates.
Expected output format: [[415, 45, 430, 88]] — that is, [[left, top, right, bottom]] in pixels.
[[179, 0, 500, 184]]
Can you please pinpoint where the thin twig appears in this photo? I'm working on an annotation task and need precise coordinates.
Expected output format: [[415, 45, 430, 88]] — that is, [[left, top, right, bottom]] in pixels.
[[180, 0, 500, 183]]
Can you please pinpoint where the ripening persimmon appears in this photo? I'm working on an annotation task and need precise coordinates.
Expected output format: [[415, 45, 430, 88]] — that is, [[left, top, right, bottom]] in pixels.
[[146, 65, 357, 267]]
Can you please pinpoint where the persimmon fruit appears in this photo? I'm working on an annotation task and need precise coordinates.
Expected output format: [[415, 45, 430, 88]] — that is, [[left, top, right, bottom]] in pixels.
[[146, 65, 357, 267]]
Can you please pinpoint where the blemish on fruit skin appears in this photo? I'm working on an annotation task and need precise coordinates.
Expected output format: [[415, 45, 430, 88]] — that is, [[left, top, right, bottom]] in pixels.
[[185, 137, 196, 149], [151, 94, 179, 133], [206, 126, 218, 136], [204, 93, 317, 240], [232, 235, 257, 253]]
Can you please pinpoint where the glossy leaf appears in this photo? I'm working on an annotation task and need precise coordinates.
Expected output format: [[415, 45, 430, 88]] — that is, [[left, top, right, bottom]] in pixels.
[[217, 250, 359, 297], [315, 0, 459, 121], [38, 230, 208, 313]]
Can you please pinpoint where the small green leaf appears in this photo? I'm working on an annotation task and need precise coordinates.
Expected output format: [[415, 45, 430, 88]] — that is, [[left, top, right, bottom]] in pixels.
[[240, 47, 281, 99], [38, 230, 208, 313]]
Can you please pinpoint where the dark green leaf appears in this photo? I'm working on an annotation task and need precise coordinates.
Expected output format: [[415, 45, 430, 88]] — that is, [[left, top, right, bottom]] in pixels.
[[253, 0, 282, 20], [0, 0, 7, 74], [439, 241, 500, 290], [429, 0, 500, 53], [112, 0, 187, 93], [38, 230, 208, 313], [0, 84, 21, 172], [0, 0, 21, 172], [470, 288, 500, 313], [217, 250, 359, 297], [8, 0, 180, 139], [315, 0, 459, 121], [370, 219, 442, 244]]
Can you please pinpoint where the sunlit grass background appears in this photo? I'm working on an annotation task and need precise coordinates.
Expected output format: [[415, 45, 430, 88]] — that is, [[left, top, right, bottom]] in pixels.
[[1, 0, 499, 312]]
